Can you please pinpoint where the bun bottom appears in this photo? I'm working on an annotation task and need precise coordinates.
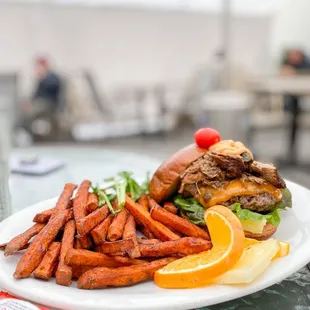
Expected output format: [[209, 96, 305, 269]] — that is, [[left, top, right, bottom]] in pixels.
[[244, 222, 277, 240]]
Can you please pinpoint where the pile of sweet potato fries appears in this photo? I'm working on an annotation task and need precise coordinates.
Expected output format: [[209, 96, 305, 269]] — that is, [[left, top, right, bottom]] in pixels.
[[0, 180, 211, 289]]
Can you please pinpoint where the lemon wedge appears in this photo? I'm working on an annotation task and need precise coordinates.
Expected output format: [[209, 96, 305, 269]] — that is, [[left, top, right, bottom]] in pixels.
[[244, 238, 290, 260], [213, 238, 280, 284], [273, 241, 290, 259]]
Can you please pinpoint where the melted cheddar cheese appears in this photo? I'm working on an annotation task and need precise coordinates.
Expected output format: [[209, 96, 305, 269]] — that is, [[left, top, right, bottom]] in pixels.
[[198, 179, 282, 208]]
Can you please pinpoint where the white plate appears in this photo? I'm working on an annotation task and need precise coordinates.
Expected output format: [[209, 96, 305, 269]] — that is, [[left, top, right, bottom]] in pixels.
[[0, 180, 310, 310]]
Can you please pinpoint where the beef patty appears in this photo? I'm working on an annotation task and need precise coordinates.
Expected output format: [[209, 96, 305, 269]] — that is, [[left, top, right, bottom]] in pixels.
[[221, 192, 277, 213]]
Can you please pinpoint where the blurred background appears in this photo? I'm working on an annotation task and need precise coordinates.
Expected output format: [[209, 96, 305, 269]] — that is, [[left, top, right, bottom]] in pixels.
[[1, 0, 310, 214]]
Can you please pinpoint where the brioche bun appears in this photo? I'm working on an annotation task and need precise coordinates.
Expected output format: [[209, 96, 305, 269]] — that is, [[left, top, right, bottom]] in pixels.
[[244, 222, 277, 240], [149, 144, 208, 202]]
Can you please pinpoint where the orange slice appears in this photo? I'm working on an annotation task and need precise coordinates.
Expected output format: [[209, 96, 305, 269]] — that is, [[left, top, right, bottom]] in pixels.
[[154, 205, 245, 288], [244, 237, 290, 260]]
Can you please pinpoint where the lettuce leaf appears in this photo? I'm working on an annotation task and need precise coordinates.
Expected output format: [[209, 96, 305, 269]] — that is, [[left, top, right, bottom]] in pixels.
[[174, 187, 292, 228], [228, 203, 282, 227], [174, 195, 205, 226], [274, 188, 292, 209]]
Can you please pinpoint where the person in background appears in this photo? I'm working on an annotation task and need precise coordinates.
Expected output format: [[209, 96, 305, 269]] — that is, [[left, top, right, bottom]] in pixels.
[[32, 57, 61, 108], [21, 57, 62, 137], [280, 49, 310, 162], [280, 49, 310, 110]]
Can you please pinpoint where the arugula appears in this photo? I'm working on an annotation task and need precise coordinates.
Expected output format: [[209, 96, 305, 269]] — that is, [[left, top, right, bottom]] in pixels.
[[116, 171, 148, 202], [91, 171, 150, 214], [115, 179, 127, 207], [140, 171, 150, 195], [98, 191, 118, 214], [91, 184, 101, 196], [98, 193, 116, 205], [174, 195, 205, 226]]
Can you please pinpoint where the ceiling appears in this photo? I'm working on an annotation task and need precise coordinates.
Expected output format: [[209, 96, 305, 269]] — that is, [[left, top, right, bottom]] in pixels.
[[2, 0, 287, 16]]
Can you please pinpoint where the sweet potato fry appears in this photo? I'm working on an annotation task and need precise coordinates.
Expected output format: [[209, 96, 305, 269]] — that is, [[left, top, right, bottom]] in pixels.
[[4, 223, 45, 257], [65, 249, 143, 268], [86, 193, 99, 213], [74, 180, 91, 235], [134, 197, 153, 239], [50, 183, 77, 221], [91, 214, 114, 245], [74, 238, 83, 249], [0, 243, 29, 252], [77, 235, 93, 249], [0, 243, 7, 251], [65, 249, 123, 268], [107, 205, 128, 241], [167, 227, 183, 238], [111, 255, 146, 265], [56, 220, 76, 286], [33, 242, 61, 280], [137, 238, 161, 245], [139, 226, 155, 239], [108, 252, 127, 257], [150, 201, 210, 240], [77, 257, 176, 289], [122, 215, 137, 239], [69, 198, 74, 207], [19, 244, 31, 251], [76, 205, 109, 237], [52, 261, 59, 278], [122, 214, 140, 258], [74, 182, 93, 250], [33, 207, 56, 223], [96, 240, 135, 255], [14, 209, 71, 279], [163, 202, 178, 215], [125, 195, 179, 241], [72, 265, 93, 279], [139, 237, 212, 257], [137, 194, 149, 212]]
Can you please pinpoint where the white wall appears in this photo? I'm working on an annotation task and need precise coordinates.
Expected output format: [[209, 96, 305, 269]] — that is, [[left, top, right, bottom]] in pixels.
[[0, 3, 271, 96]]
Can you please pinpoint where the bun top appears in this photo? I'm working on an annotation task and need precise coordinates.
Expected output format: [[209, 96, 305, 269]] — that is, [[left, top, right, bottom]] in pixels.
[[149, 144, 208, 202]]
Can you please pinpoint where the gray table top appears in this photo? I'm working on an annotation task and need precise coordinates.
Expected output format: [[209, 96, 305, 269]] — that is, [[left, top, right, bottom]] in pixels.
[[6, 146, 310, 310], [249, 75, 310, 96]]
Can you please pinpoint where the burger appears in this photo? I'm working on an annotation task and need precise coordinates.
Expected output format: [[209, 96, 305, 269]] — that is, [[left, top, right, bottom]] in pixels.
[[149, 140, 292, 240]]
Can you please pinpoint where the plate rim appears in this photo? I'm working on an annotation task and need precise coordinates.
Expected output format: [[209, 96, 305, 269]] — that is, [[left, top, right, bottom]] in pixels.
[[0, 179, 310, 310]]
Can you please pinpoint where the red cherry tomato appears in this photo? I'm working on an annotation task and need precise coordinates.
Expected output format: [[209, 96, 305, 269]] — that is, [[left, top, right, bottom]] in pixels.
[[194, 128, 221, 149]]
